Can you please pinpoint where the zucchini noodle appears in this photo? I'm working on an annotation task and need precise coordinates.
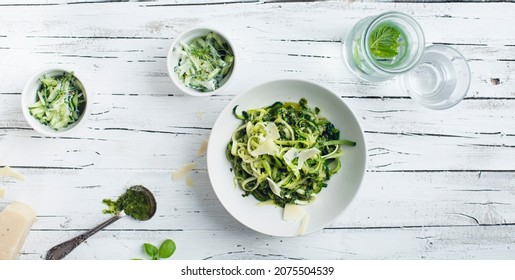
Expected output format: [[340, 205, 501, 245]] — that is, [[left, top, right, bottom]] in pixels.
[[226, 98, 356, 207]]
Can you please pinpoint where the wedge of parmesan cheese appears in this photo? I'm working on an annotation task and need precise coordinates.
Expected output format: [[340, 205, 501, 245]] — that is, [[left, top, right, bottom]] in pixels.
[[0, 202, 36, 260], [0, 166, 25, 182], [0, 188, 5, 199]]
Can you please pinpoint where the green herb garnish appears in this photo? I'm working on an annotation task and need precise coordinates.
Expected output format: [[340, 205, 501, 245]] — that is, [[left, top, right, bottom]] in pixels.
[[368, 23, 402, 59], [158, 239, 177, 259], [144, 243, 159, 260], [137, 239, 176, 260], [28, 71, 85, 130]]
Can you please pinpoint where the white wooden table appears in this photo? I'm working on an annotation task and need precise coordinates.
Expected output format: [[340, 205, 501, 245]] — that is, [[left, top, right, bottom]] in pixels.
[[1, 0, 515, 260]]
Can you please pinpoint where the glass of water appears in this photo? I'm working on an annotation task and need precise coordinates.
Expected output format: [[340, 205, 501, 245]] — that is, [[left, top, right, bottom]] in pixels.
[[398, 45, 471, 110], [343, 11, 426, 82], [343, 11, 471, 110]]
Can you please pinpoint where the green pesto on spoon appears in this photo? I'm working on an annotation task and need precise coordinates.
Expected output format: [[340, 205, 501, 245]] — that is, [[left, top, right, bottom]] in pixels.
[[45, 185, 157, 260]]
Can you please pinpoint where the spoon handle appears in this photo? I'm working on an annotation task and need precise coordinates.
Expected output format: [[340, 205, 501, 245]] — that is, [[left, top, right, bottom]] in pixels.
[[45, 215, 123, 260]]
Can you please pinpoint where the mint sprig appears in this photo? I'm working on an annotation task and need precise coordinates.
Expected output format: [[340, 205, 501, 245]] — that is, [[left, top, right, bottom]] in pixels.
[[368, 23, 402, 59]]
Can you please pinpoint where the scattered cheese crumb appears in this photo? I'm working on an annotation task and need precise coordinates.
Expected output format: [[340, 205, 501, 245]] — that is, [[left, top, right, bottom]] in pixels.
[[196, 139, 209, 156], [0, 189, 5, 199], [171, 163, 196, 181], [0, 166, 25, 182], [185, 176, 194, 187], [195, 111, 205, 119]]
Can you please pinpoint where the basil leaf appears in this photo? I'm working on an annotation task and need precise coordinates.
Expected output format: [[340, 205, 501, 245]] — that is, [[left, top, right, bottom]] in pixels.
[[144, 243, 159, 259], [158, 239, 176, 259]]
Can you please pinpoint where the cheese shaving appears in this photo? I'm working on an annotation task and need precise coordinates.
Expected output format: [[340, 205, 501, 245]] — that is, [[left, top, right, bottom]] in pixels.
[[297, 148, 321, 170], [297, 213, 310, 236], [171, 163, 196, 181], [266, 177, 282, 197], [283, 204, 306, 222], [250, 139, 279, 157], [185, 176, 194, 187], [0, 166, 25, 182], [197, 139, 208, 156], [265, 122, 280, 140], [0, 189, 5, 199], [283, 204, 310, 236]]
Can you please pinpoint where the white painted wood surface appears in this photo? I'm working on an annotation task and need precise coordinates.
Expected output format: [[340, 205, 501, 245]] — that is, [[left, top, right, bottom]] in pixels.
[[1, 1, 515, 260]]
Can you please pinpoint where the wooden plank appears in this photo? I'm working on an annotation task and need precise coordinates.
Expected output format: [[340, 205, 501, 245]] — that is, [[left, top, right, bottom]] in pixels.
[[0, 0, 259, 6], [2, 169, 514, 230], [18, 224, 515, 259], [1, 94, 515, 170], [0, 2, 514, 97]]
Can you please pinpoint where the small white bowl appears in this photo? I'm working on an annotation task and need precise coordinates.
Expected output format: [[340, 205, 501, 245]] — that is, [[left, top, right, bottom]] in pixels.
[[167, 27, 236, 96], [21, 67, 90, 136]]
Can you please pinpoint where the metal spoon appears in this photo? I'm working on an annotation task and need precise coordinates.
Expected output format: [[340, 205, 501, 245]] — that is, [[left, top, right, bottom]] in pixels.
[[45, 185, 157, 260]]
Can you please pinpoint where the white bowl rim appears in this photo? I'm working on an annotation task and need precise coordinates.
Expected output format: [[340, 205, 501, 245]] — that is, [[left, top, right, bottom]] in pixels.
[[166, 26, 236, 97], [207, 79, 368, 236], [21, 66, 90, 137]]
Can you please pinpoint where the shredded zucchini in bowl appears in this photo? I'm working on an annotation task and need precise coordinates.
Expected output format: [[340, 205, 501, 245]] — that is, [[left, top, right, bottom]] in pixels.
[[28, 71, 86, 130], [226, 98, 356, 207], [174, 32, 234, 92]]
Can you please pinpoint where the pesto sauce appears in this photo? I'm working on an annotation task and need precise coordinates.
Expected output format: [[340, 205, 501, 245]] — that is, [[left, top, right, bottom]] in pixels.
[[102, 186, 153, 221]]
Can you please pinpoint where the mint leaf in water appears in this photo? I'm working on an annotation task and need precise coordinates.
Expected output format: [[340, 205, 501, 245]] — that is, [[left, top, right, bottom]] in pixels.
[[368, 23, 402, 59], [158, 239, 176, 259]]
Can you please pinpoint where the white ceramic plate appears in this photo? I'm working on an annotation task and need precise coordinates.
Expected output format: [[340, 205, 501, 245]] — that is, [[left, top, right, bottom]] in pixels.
[[207, 80, 367, 236]]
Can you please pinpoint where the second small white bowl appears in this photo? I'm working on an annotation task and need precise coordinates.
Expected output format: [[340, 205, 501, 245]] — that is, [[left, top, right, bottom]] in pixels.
[[21, 67, 90, 137], [166, 27, 236, 96]]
